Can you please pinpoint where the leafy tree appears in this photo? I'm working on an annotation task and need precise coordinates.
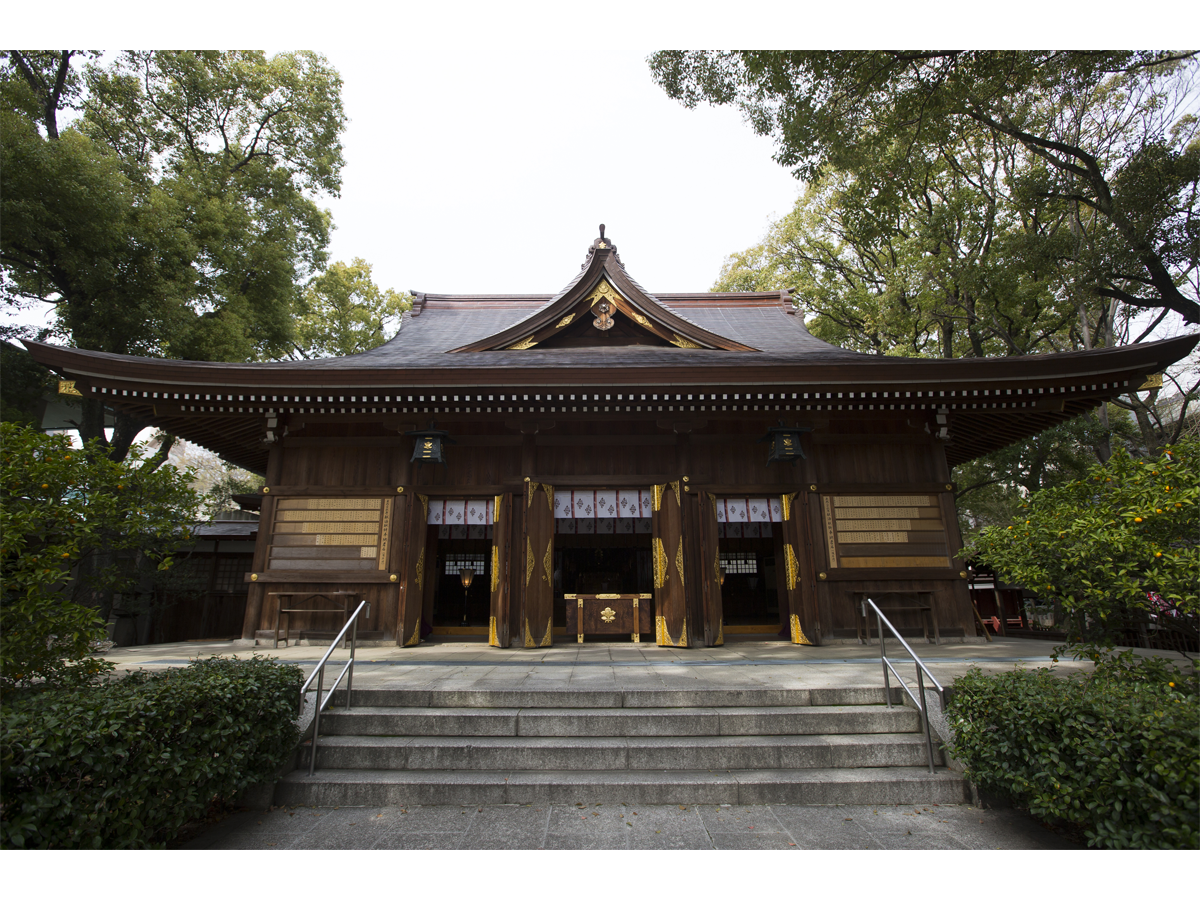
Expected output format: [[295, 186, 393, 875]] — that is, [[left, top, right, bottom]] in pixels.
[[290, 258, 410, 359], [0, 341, 53, 427], [651, 51, 1200, 325], [966, 441, 1199, 650], [0, 423, 201, 691], [1, 51, 347, 461]]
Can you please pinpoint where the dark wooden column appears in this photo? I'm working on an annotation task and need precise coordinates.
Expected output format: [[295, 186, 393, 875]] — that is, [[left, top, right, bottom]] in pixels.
[[697, 491, 724, 646], [522, 480, 555, 648], [652, 481, 688, 646], [396, 493, 428, 647], [488, 491, 512, 647], [241, 441, 282, 639]]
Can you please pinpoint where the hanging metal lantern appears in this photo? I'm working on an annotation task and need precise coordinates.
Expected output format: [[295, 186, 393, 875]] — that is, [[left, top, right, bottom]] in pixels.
[[758, 421, 812, 466], [405, 421, 455, 470]]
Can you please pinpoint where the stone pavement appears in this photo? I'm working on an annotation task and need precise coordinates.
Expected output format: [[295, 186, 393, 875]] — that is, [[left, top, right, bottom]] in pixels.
[[183, 800, 1081, 850], [104, 634, 1104, 692]]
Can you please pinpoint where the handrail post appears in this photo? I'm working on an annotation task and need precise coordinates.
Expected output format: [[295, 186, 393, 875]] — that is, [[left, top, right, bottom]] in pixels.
[[346, 611, 358, 712], [917, 665, 934, 773], [309, 664, 325, 776]]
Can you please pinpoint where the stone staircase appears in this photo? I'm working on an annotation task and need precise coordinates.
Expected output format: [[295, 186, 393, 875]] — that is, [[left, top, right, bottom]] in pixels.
[[274, 687, 967, 807]]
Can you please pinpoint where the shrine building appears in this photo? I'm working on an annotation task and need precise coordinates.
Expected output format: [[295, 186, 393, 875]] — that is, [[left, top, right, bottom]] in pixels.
[[25, 229, 1198, 649]]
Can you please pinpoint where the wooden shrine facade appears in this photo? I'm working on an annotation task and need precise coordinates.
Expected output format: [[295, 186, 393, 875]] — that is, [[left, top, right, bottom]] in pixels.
[[26, 230, 1198, 648]]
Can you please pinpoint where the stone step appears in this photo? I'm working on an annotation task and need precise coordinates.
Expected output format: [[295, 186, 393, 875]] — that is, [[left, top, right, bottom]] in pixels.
[[336, 686, 903, 710], [273, 766, 968, 807], [317, 705, 921, 738], [299, 732, 943, 771]]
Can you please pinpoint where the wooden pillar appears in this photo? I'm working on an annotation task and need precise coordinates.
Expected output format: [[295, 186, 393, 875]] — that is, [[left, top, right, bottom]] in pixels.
[[396, 493, 428, 646], [651, 481, 688, 646], [241, 442, 282, 640], [521, 480, 555, 648]]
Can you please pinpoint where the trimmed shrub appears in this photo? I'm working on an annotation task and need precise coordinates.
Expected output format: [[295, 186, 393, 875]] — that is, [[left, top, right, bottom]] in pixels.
[[1, 656, 301, 849], [947, 651, 1198, 849]]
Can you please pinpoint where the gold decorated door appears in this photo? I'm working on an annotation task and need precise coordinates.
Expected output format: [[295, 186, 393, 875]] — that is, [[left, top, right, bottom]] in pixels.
[[489, 492, 512, 647], [780, 491, 819, 645], [521, 481, 555, 648], [651, 481, 688, 647], [397, 493, 429, 647]]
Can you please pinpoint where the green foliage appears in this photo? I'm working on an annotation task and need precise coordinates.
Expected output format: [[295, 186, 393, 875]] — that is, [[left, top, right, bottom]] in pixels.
[[954, 413, 1134, 535], [292, 257, 411, 358], [967, 440, 1199, 644], [947, 652, 1198, 849], [1, 50, 347, 461], [0, 423, 201, 691], [0, 341, 53, 427], [651, 51, 1200, 326], [0, 656, 302, 849]]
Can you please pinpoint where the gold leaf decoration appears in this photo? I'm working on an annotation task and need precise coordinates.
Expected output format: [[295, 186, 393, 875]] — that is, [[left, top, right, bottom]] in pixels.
[[543, 539, 553, 584], [631, 311, 650, 327], [655, 615, 669, 646], [506, 337, 538, 350], [785, 543, 799, 591], [652, 484, 664, 511], [669, 481, 681, 505], [489, 616, 499, 647], [790, 614, 813, 645], [415, 547, 425, 592], [491, 545, 500, 593], [525, 617, 535, 648], [544, 484, 554, 512], [653, 538, 668, 588], [675, 537, 685, 589], [781, 492, 793, 522], [670, 334, 702, 349], [715, 620, 724, 647], [540, 616, 553, 647], [527, 481, 537, 508], [586, 279, 620, 307], [57, 380, 83, 397], [556, 313, 575, 328], [526, 536, 535, 586], [419, 494, 429, 523], [405, 620, 421, 646]]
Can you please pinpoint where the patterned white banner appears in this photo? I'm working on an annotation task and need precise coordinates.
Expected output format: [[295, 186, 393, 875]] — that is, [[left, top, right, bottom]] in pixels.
[[717, 498, 783, 523], [428, 499, 493, 525], [554, 490, 652, 518]]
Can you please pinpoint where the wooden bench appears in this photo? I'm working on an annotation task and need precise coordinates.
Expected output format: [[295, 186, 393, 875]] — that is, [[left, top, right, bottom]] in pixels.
[[854, 591, 939, 645], [270, 591, 360, 648]]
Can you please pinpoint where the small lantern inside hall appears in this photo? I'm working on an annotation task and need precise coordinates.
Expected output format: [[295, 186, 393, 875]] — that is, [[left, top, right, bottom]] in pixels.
[[759, 420, 813, 466], [405, 421, 455, 470]]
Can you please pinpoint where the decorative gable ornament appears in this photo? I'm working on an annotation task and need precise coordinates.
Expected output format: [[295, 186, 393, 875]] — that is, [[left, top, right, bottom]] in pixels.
[[450, 226, 758, 354]]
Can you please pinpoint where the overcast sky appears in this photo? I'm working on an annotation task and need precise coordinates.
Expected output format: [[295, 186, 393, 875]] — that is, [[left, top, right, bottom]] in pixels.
[[320, 46, 801, 297]]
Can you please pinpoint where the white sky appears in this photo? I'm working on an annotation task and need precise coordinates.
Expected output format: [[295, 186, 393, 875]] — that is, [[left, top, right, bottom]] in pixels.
[[321, 45, 801, 297]]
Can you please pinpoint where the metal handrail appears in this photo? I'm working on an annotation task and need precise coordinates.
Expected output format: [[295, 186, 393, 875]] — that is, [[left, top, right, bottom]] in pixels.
[[861, 598, 945, 774], [299, 600, 368, 775]]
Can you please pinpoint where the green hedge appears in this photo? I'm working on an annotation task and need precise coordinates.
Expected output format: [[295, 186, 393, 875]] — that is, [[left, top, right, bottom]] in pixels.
[[947, 651, 1198, 849], [1, 656, 302, 849]]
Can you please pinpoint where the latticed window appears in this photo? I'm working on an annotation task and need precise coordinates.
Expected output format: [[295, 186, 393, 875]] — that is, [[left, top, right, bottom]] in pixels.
[[719, 551, 758, 574], [214, 555, 253, 591], [443, 552, 487, 576]]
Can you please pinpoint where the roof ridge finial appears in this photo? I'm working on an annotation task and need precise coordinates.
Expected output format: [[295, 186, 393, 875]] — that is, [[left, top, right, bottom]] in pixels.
[[599, 224, 605, 240]]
